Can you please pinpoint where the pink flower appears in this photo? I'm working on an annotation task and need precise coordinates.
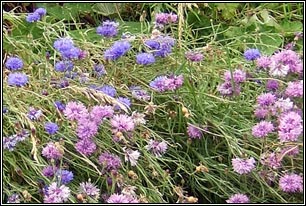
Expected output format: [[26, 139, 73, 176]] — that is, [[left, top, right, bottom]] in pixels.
[[42, 142, 63, 160], [110, 114, 135, 133], [279, 173, 303, 193], [232, 157, 256, 174], [145, 139, 168, 157], [63, 101, 88, 121], [123, 147, 140, 166]]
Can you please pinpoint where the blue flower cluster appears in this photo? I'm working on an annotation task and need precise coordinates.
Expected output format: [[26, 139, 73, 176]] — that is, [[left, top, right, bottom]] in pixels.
[[26, 7, 46, 23], [3, 130, 30, 151], [97, 20, 119, 38], [104, 41, 131, 61], [145, 35, 176, 58]]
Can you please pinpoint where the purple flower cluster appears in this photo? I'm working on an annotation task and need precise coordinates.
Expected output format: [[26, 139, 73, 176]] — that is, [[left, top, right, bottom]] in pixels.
[[244, 48, 261, 61], [54, 101, 66, 112], [154, 12, 177, 29], [98, 152, 122, 172], [5, 57, 23, 71], [270, 49, 303, 75], [285, 80, 303, 98], [107, 193, 139, 203], [185, 51, 204, 62], [123, 147, 140, 166], [76, 117, 98, 139], [110, 114, 135, 133], [149, 74, 184, 92], [145, 139, 168, 157], [53, 37, 84, 61], [260, 151, 282, 169], [55, 60, 74, 72], [115, 96, 131, 111], [90, 105, 114, 124], [78, 181, 100, 199], [43, 182, 71, 203], [26, 7, 46, 23], [279, 173, 303, 193], [44, 122, 59, 135], [256, 56, 271, 69], [7, 72, 29, 87], [217, 69, 246, 96], [231, 157, 256, 174], [42, 165, 57, 177], [94, 64, 107, 77], [97, 20, 119, 38], [187, 124, 205, 139], [104, 40, 131, 61], [136, 52, 155, 65], [130, 86, 151, 101], [63, 101, 88, 121], [7, 193, 21, 203], [226, 193, 249, 203], [144, 35, 176, 58], [278, 111, 303, 142], [42, 142, 63, 160], [251, 121, 274, 138], [56, 169, 74, 184], [27, 107, 43, 120], [3, 130, 30, 151]]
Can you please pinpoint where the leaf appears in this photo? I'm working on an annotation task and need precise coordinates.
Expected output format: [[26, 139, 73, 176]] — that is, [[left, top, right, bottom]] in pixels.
[[280, 20, 303, 33], [259, 9, 279, 28], [92, 3, 123, 16], [257, 33, 283, 55]]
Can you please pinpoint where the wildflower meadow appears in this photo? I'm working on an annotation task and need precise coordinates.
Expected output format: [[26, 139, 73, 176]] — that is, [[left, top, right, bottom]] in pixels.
[[2, 2, 304, 204]]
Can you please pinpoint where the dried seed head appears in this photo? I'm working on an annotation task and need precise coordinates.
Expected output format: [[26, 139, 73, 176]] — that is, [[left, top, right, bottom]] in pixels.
[[186, 196, 198, 203], [76, 193, 84, 202], [128, 170, 138, 180]]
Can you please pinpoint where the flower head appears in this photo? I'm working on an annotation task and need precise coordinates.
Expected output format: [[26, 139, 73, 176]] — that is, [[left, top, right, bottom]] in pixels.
[[94, 64, 106, 77], [107, 193, 138, 203], [7, 72, 29, 87], [42, 142, 63, 160], [260, 151, 282, 169], [256, 93, 276, 106], [244, 48, 261, 61], [53, 37, 74, 53], [232, 157, 256, 174], [54, 101, 66, 112], [217, 81, 241, 96], [5, 57, 23, 71], [26, 12, 40, 22], [42, 165, 57, 178], [130, 86, 151, 101], [34, 8, 47, 16], [76, 117, 98, 139], [279, 173, 303, 193], [187, 124, 204, 139], [226, 193, 249, 203], [78, 181, 100, 199], [44, 182, 71, 203], [75, 139, 96, 156], [256, 56, 271, 69], [224, 69, 247, 83], [56, 169, 74, 184], [7, 193, 21, 203], [266, 79, 279, 91], [55, 60, 74, 72], [136, 53, 155, 65], [278, 111, 303, 142], [110, 114, 135, 133], [104, 41, 131, 61], [145, 139, 168, 157], [285, 80, 303, 98], [63, 101, 88, 121], [185, 51, 203, 62], [27, 107, 43, 120], [251, 121, 274, 138], [44, 122, 59, 135], [98, 152, 122, 172], [123, 147, 140, 166], [97, 20, 119, 38]]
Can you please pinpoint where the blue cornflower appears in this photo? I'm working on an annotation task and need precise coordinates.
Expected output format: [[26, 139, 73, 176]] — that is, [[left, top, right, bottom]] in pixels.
[[60, 46, 81, 60], [56, 169, 74, 184], [44, 122, 59, 135], [54, 101, 66, 112], [104, 41, 131, 61], [34, 8, 47, 16], [136, 53, 155, 65], [26, 12, 40, 22], [97, 20, 119, 38], [7, 72, 29, 87], [53, 37, 74, 53], [54, 61, 74, 72], [144, 39, 160, 50], [3, 106, 8, 114], [149, 76, 168, 92], [27, 107, 43, 120], [5, 57, 23, 71], [115, 96, 131, 110], [99, 85, 117, 97], [244, 48, 261, 61], [94, 64, 106, 77]]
